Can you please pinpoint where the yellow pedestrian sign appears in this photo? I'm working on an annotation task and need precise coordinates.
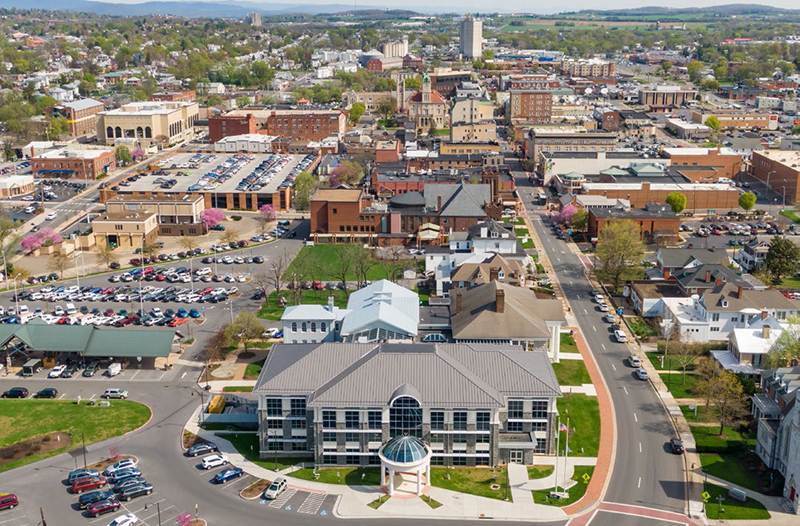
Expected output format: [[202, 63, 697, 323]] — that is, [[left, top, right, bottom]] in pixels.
[[702, 491, 711, 502], [582, 473, 591, 484]]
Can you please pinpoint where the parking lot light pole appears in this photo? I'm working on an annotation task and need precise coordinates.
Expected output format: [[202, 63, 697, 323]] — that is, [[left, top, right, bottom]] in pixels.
[[69, 431, 87, 469]]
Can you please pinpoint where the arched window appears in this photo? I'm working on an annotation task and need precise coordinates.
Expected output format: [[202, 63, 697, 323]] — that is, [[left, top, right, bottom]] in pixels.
[[106, 126, 113, 138], [145, 126, 152, 138], [389, 396, 422, 438], [114, 126, 122, 138], [136, 126, 143, 138], [301, 322, 307, 332], [311, 322, 316, 332], [291, 322, 297, 332], [321, 322, 327, 332]]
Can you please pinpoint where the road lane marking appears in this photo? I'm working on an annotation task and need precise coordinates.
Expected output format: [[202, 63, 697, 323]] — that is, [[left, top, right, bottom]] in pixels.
[[634, 413, 638, 422], [181, 372, 187, 379], [569, 280, 573, 285], [638, 477, 642, 489], [623, 386, 628, 395], [592, 326, 597, 331], [639, 442, 642, 453], [129, 370, 139, 380], [601, 344, 606, 350], [611, 363, 616, 371], [583, 308, 588, 315]]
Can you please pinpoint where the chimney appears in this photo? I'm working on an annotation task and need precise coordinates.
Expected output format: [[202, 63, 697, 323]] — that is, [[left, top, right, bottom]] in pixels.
[[437, 195, 442, 211], [327, 295, 334, 312], [496, 289, 505, 314], [715, 276, 723, 287], [737, 285, 743, 299], [763, 325, 770, 339], [761, 310, 768, 320], [705, 270, 711, 283], [455, 290, 462, 315], [489, 267, 499, 282]]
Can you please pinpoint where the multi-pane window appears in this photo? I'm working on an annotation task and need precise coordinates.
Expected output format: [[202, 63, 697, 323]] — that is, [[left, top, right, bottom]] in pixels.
[[368, 411, 381, 429], [292, 442, 306, 451], [531, 401, 548, 419], [290, 399, 306, 418], [430, 411, 445, 430], [507, 421, 523, 432], [508, 400, 523, 419], [452, 433, 468, 444], [531, 422, 548, 431], [266, 441, 282, 451], [367, 432, 382, 442], [345, 411, 359, 429], [322, 410, 336, 428], [453, 411, 467, 431], [452, 457, 467, 466], [266, 398, 282, 416], [323, 432, 336, 443], [267, 419, 283, 429], [430, 433, 444, 443], [476, 434, 490, 443], [345, 432, 360, 442], [389, 396, 422, 438], [476, 412, 490, 431], [291, 419, 306, 429]]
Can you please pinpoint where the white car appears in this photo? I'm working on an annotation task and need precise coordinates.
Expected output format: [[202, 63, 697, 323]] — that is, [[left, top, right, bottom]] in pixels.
[[614, 330, 628, 343], [45, 212, 57, 221], [598, 303, 609, 312], [263, 477, 287, 500], [48, 365, 66, 378], [107, 513, 138, 526], [263, 328, 280, 338], [201, 454, 229, 470], [104, 458, 138, 476]]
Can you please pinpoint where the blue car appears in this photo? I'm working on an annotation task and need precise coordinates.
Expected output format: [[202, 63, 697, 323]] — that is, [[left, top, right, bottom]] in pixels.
[[214, 467, 244, 484], [273, 329, 283, 339], [78, 489, 114, 509], [108, 468, 142, 483], [177, 308, 188, 318], [188, 308, 201, 319]]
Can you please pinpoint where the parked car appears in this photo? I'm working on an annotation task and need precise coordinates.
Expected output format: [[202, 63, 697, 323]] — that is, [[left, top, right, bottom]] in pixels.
[[117, 483, 153, 501], [88, 498, 121, 518], [103, 458, 138, 476], [201, 454, 229, 469], [214, 467, 244, 484], [614, 330, 627, 343], [35, 388, 58, 399], [69, 468, 100, 484], [112, 478, 146, 493], [48, 365, 66, 378], [78, 489, 115, 509], [627, 355, 641, 368], [263, 477, 287, 500], [186, 442, 218, 457], [2, 387, 28, 398], [108, 468, 142, 484], [102, 388, 129, 399], [603, 314, 615, 323], [0, 494, 18, 510], [635, 368, 649, 381], [72, 476, 107, 494], [670, 438, 685, 454], [107, 513, 138, 526]]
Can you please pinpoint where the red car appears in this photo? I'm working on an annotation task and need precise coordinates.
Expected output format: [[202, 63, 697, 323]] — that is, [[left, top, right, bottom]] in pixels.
[[129, 258, 142, 266], [88, 498, 120, 517], [143, 267, 154, 275], [238, 240, 249, 247], [0, 494, 18, 510], [102, 287, 114, 295], [313, 281, 324, 290], [72, 476, 107, 494], [169, 317, 188, 327], [156, 275, 166, 281], [199, 288, 213, 295], [56, 316, 69, 325]]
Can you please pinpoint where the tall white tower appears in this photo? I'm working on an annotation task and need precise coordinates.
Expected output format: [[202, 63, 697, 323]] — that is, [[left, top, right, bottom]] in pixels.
[[459, 15, 482, 59]]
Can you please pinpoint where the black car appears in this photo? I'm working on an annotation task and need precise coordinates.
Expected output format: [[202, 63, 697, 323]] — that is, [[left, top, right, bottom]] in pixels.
[[35, 388, 58, 399], [185, 442, 218, 457], [112, 477, 146, 493], [670, 438, 684, 454], [2, 387, 28, 398], [61, 365, 77, 378], [83, 362, 99, 377], [109, 262, 121, 269], [78, 489, 114, 509], [252, 290, 265, 300], [118, 483, 153, 501]]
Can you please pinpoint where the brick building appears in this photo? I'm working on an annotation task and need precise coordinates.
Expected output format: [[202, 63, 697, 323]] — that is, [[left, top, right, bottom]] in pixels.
[[208, 113, 257, 143], [691, 110, 778, 131], [662, 147, 745, 181], [264, 110, 347, 141], [507, 90, 553, 124], [526, 128, 617, 164], [750, 150, 800, 203], [150, 90, 196, 102], [588, 206, 680, 241], [581, 180, 741, 211], [46, 99, 104, 137], [638, 86, 697, 111], [561, 58, 615, 78], [429, 70, 473, 99], [31, 147, 115, 179]]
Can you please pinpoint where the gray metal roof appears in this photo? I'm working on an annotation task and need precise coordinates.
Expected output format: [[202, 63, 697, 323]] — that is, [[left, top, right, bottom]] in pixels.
[[656, 247, 730, 268], [63, 98, 103, 111], [253, 342, 561, 408], [340, 280, 419, 337], [423, 182, 490, 217]]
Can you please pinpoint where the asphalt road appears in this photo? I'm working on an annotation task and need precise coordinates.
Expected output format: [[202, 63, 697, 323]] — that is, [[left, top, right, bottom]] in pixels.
[[515, 176, 687, 522]]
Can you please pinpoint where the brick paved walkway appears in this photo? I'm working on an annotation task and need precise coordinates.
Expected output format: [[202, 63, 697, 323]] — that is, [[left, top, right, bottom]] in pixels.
[[567, 501, 704, 526], [562, 328, 615, 516]]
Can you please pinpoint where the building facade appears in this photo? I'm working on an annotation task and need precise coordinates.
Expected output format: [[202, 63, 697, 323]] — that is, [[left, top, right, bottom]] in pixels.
[[96, 101, 199, 147], [459, 15, 482, 59], [46, 99, 104, 137], [31, 147, 115, 179], [750, 150, 800, 203], [526, 128, 617, 163], [208, 113, 257, 143], [508, 90, 553, 124], [638, 86, 697, 110], [406, 75, 449, 130], [263, 110, 347, 141], [254, 342, 561, 467]]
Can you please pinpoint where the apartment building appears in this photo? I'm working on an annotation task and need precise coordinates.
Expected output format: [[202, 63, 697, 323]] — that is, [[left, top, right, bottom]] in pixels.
[[264, 110, 347, 141], [208, 113, 257, 143], [459, 15, 482, 59], [507, 89, 553, 124], [150, 90, 196, 102], [46, 98, 104, 137], [561, 58, 615, 78], [254, 341, 561, 466]]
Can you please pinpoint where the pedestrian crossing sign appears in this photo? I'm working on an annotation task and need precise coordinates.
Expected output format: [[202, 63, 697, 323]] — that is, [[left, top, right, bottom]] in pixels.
[[582, 473, 590, 484], [702, 491, 711, 501]]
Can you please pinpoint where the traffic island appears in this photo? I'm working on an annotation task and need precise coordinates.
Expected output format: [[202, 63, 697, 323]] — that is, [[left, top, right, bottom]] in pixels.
[[240, 478, 269, 500]]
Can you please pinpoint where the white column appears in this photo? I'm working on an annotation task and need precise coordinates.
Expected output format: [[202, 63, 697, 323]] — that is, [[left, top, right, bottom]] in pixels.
[[381, 464, 385, 487], [547, 323, 561, 362], [388, 469, 394, 495], [416, 468, 421, 495]]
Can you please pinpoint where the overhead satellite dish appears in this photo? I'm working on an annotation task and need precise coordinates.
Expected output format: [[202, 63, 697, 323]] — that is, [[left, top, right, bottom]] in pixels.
[[600, 87, 609, 95], [585, 88, 594, 95]]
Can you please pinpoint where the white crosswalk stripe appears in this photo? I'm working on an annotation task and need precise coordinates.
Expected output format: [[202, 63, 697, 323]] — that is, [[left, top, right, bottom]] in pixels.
[[268, 487, 297, 508], [297, 492, 326, 514]]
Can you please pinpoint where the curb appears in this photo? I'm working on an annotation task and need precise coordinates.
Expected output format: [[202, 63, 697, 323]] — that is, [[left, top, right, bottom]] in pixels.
[[239, 478, 267, 500], [121, 400, 154, 438]]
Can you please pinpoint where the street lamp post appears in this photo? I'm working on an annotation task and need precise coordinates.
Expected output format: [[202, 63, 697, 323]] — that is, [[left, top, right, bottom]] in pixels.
[[69, 431, 87, 469], [661, 320, 674, 392]]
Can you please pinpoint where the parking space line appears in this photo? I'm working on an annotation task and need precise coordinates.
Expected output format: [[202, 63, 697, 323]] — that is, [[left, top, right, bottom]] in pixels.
[[298, 492, 326, 514], [269, 488, 297, 508], [59, 393, 66, 399], [139, 504, 175, 523], [0, 515, 29, 525], [89, 394, 95, 400], [129, 370, 139, 380]]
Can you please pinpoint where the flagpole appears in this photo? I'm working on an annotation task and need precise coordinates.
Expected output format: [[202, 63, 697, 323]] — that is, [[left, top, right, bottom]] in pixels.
[[564, 417, 570, 492], [553, 417, 560, 495]]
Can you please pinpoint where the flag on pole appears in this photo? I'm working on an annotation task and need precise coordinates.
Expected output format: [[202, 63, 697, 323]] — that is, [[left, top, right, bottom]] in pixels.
[[558, 422, 568, 432]]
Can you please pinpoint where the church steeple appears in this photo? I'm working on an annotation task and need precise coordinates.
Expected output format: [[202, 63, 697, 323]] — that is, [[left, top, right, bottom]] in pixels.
[[421, 74, 431, 104]]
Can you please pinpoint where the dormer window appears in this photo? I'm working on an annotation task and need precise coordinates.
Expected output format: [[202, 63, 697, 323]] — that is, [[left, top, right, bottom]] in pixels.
[[721, 300, 729, 308]]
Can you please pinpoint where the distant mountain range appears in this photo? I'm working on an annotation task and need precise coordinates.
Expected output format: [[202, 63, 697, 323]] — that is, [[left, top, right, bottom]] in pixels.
[[575, 4, 799, 16]]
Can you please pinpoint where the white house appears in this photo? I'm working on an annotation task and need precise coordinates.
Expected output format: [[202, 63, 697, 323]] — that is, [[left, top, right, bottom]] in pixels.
[[282, 296, 349, 344]]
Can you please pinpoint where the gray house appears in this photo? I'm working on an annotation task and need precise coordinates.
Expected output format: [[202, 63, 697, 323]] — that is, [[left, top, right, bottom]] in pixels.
[[254, 342, 561, 467]]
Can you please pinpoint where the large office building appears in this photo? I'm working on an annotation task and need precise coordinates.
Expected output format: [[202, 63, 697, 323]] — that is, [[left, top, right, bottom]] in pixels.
[[638, 86, 697, 111], [525, 127, 617, 164], [96, 101, 199, 147], [459, 15, 482, 59], [212, 109, 347, 142], [46, 99, 104, 137], [750, 150, 800, 203], [507, 89, 553, 124], [254, 342, 561, 467], [691, 110, 778, 131]]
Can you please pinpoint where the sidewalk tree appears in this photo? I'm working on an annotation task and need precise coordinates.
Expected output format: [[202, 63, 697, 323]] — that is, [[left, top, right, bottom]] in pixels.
[[221, 228, 241, 247], [375, 94, 397, 120], [694, 357, 722, 410], [258, 249, 290, 306], [95, 241, 118, 269], [179, 236, 199, 255], [47, 252, 70, 279], [738, 191, 756, 212], [670, 340, 702, 386], [292, 171, 317, 211], [115, 145, 133, 165], [142, 243, 160, 259], [665, 192, 687, 214], [285, 249, 310, 304], [558, 204, 577, 224], [200, 208, 225, 230], [571, 209, 588, 231], [711, 370, 748, 436], [348, 102, 365, 125], [594, 219, 644, 293], [256, 204, 276, 235], [765, 235, 800, 282], [225, 311, 263, 356]]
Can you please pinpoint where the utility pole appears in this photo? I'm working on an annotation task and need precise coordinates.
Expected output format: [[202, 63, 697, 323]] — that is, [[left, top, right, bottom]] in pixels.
[[40, 507, 46, 526]]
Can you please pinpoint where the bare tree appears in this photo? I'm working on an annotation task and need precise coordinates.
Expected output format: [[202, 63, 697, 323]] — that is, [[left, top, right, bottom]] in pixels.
[[670, 341, 702, 386], [203, 324, 230, 364], [221, 228, 241, 247], [260, 250, 291, 306], [47, 252, 70, 279], [179, 237, 199, 254], [377, 245, 406, 283], [285, 249, 310, 305], [332, 245, 355, 297], [351, 244, 376, 288], [95, 241, 118, 269]]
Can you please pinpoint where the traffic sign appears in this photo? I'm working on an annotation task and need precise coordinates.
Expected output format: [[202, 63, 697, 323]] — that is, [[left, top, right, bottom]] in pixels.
[[582, 473, 591, 484], [702, 491, 711, 501]]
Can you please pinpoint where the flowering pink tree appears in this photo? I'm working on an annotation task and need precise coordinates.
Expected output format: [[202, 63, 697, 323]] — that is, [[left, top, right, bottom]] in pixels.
[[558, 204, 577, 225], [258, 204, 276, 221], [131, 147, 145, 160], [20, 234, 42, 253], [200, 208, 225, 229], [37, 228, 62, 247]]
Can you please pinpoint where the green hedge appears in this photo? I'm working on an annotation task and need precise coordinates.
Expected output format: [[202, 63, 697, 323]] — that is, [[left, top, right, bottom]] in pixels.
[[231, 215, 242, 221]]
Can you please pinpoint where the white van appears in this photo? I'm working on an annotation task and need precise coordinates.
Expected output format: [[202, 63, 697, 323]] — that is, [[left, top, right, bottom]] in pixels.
[[17, 305, 29, 315], [65, 303, 77, 315], [18, 312, 34, 324], [108, 363, 122, 377]]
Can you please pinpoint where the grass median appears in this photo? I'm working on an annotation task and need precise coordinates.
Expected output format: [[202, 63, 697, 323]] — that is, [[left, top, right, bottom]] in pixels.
[[551, 360, 591, 386], [0, 400, 151, 472]]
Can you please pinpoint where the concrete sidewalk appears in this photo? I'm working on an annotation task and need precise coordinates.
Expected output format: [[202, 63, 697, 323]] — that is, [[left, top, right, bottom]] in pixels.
[[184, 405, 569, 521]]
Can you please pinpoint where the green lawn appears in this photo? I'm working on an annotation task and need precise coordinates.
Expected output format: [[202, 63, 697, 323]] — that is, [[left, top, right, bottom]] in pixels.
[[628, 316, 656, 338], [527, 466, 555, 479], [413, 286, 430, 306], [0, 400, 151, 472], [680, 404, 720, 424], [521, 238, 535, 249], [434, 128, 450, 136], [223, 386, 254, 393], [646, 352, 698, 371], [701, 453, 759, 491], [659, 373, 699, 399], [551, 360, 591, 386], [226, 433, 311, 472], [557, 394, 600, 456], [779, 210, 800, 224], [284, 245, 387, 282], [515, 228, 529, 237], [244, 358, 265, 380], [257, 289, 348, 320], [703, 482, 770, 520], [691, 426, 755, 454], [560, 334, 578, 353], [430, 466, 510, 501], [532, 466, 594, 507], [293, 466, 381, 485]]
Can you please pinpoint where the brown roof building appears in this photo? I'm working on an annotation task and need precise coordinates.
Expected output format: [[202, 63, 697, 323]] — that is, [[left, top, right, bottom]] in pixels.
[[450, 253, 526, 289]]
